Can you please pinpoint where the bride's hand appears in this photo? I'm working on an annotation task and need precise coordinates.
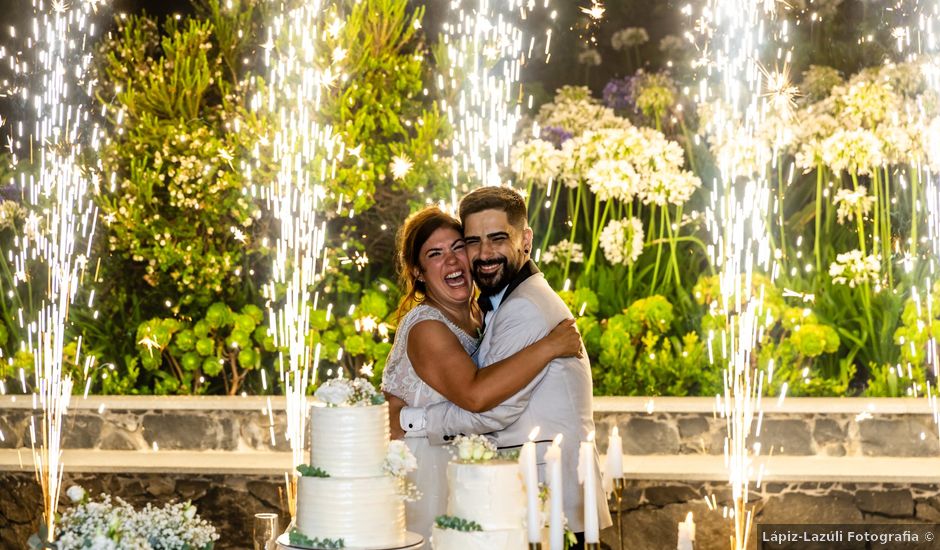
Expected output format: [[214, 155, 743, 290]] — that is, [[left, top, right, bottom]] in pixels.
[[385, 392, 408, 439], [545, 318, 583, 359]]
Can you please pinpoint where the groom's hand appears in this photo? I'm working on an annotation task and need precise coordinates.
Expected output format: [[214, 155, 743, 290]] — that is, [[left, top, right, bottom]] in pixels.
[[384, 392, 407, 439]]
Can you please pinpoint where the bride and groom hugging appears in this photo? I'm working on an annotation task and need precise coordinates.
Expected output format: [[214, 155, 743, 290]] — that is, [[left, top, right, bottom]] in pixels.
[[381, 186, 613, 548]]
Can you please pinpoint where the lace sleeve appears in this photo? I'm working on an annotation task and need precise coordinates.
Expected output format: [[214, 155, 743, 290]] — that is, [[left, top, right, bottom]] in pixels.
[[380, 305, 438, 402]]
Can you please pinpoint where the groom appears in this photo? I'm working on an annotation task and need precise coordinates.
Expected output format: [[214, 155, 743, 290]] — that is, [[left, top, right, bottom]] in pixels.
[[400, 186, 612, 546]]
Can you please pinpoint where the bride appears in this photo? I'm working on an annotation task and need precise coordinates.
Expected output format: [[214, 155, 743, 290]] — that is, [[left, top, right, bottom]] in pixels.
[[381, 206, 582, 541]]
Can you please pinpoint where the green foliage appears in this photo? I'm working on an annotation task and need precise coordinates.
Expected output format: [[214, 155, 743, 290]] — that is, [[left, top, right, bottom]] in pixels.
[[434, 515, 483, 532], [135, 303, 271, 395], [590, 295, 714, 396], [296, 464, 330, 477], [288, 529, 344, 549]]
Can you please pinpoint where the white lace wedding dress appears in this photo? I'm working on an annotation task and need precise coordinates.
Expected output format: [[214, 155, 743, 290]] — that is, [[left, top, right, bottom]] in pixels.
[[381, 304, 480, 543]]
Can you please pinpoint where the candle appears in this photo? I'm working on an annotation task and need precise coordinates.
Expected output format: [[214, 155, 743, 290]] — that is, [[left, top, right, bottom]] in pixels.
[[520, 427, 541, 544], [677, 511, 695, 550], [580, 431, 599, 543], [606, 426, 623, 480], [544, 434, 564, 550]]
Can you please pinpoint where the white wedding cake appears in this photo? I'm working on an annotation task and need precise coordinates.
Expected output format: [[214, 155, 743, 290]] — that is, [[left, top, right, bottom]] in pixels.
[[431, 436, 528, 550], [291, 378, 414, 549]]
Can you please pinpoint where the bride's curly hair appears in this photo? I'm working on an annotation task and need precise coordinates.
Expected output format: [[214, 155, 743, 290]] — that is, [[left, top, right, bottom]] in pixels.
[[395, 206, 464, 321]]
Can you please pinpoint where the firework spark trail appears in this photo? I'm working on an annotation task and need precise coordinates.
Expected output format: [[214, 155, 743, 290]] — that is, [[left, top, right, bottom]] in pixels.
[[257, 0, 341, 517], [693, 0, 784, 547], [439, 0, 545, 195], [5, 0, 106, 540]]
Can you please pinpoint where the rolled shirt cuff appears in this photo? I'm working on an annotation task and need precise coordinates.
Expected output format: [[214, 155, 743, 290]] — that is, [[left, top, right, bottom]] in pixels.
[[400, 406, 427, 433]]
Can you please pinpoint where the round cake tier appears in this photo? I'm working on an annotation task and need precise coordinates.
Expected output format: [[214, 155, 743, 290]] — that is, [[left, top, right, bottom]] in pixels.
[[430, 526, 527, 550], [310, 401, 389, 477], [296, 476, 406, 548], [445, 460, 526, 530]]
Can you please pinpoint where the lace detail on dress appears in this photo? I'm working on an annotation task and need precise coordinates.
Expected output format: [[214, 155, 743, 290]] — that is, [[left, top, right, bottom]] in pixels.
[[381, 304, 480, 406]]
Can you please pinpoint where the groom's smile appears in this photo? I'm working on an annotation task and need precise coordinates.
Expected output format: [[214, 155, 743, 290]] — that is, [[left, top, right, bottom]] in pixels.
[[463, 208, 533, 294]]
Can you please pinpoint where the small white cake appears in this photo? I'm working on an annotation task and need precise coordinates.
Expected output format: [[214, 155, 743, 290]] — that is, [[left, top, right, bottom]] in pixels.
[[432, 460, 528, 550], [294, 399, 408, 548]]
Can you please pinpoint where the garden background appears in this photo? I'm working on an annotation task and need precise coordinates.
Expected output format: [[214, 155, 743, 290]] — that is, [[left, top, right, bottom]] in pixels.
[[0, 0, 932, 401]]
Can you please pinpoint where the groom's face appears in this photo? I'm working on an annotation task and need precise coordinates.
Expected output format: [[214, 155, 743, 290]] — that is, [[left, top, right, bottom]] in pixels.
[[463, 209, 533, 293]]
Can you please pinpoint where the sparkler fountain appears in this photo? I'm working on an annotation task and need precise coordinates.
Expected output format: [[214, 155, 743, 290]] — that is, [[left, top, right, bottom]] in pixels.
[[257, 0, 342, 518], [438, 0, 547, 196], [10, 0, 106, 541], [692, 0, 789, 547]]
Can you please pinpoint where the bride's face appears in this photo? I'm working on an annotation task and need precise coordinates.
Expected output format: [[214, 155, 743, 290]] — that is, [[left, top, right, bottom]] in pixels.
[[415, 226, 473, 306]]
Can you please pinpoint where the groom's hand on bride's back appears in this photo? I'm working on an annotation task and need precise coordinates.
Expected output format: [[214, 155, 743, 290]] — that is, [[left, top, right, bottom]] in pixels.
[[384, 392, 408, 439], [545, 318, 584, 360]]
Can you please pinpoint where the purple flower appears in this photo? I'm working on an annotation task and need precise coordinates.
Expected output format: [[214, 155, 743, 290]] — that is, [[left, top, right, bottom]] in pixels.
[[541, 126, 573, 148], [603, 76, 634, 111]]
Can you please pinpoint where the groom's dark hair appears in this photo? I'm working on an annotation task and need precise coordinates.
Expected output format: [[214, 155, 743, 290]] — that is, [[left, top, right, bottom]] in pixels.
[[458, 186, 528, 230]]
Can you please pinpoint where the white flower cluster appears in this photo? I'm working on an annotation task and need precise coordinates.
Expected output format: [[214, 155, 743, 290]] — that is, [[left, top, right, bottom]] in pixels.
[[511, 139, 564, 187], [832, 186, 876, 224], [513, 87, 698, 205], [314, 377, 381, 406], [384, 440, 418, 477], [453, 434, 497, 462], [56, 490, 218, 550], [542, 240, 584, 265], [829, 250, 880, 288], [611, 27, 649, 50], [599, 217, 645, 266], [577, 48, 602, 66]]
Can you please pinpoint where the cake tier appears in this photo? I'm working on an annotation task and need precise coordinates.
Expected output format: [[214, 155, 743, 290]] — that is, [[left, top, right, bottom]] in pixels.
[[310, 401, 389, 477], [296, 476, 406, 548], [445, 460, 526, 530], [431, 526, 527, 550]]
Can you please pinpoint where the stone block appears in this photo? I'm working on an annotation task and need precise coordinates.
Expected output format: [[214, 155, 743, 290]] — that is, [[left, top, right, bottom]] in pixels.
[[62, 414, 104, 449], [759, 492, 863, 524], [855, 489, 914, 518], [99, 429, 140, 450], [859, 418, 940, 457], [622, 417, 679, 455], [644, 484, 700, 506], [813, 418, 844, 445], [677, 416, 710, 439], [916, 501, 940, 523], [760, 419, 814, 455], [247, 480, 284, 511], [142, 413, 237, 451]]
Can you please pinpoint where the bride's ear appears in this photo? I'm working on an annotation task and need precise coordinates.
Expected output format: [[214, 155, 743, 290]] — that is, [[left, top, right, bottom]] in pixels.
[[412, 266, 423, 283]]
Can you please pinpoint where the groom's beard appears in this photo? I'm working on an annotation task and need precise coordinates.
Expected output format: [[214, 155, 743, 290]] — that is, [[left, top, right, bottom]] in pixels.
[[472, 256, 517, 294]]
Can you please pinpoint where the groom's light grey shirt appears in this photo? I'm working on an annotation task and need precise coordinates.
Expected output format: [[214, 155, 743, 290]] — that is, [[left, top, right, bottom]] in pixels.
[[401, 272, 612, 533]]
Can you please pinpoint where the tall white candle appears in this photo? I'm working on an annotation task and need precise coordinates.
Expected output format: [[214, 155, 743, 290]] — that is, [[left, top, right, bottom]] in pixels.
[[521, 427, 541, 544], [606, 426, 623, 480], [580, 431, 599, 543], [677, 511, 695, 550], [545, 434, 564, 550]]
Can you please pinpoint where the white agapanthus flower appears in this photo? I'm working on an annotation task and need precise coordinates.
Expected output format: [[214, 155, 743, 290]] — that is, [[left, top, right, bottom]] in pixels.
[[542, 240, 584, 265], [599, 217, 645, 266], [577, 48, 602, 66], [537, 86, 628, 136], [510, 139, 563, 187], [820, 128, 884, 176], [832, 186, 875, 224], [586, 158, 640, 201], [829, 250, 880, 288], [611, 27, 649, 50], [384, 440, 418, 477]]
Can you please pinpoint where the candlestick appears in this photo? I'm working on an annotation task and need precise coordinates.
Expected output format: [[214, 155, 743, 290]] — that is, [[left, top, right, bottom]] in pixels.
[[613, 478, 625, 550], [545, 434, 564, 550], [521, 427, 542, 544], [580, 432, 599, 543]]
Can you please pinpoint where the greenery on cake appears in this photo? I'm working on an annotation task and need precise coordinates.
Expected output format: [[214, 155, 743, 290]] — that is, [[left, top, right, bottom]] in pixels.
[[451, 434, 497, 462], [288, 529, 345, 549], [434, 515, 483, 532], [296, 464, 330, 478], [314, 377, 386, 407]]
